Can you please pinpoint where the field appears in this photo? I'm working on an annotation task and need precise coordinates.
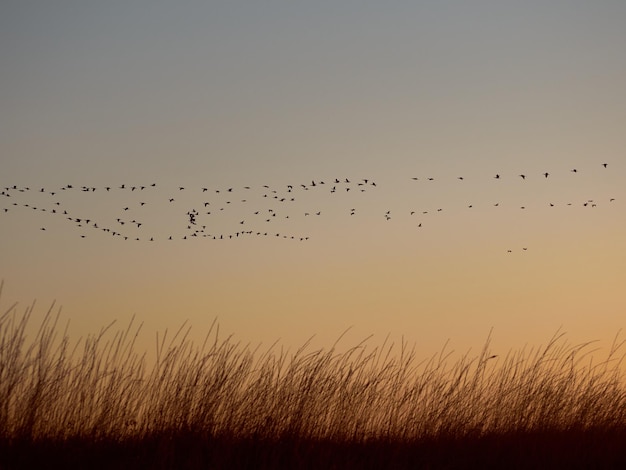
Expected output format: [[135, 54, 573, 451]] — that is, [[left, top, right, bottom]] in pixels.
[[1, 294, 625, 469]]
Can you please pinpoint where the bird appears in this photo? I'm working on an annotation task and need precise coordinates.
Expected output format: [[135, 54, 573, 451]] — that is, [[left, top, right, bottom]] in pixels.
[[603, 163, 608, 168], [544, 172, 549, 178], [519, 174, 526, 179]]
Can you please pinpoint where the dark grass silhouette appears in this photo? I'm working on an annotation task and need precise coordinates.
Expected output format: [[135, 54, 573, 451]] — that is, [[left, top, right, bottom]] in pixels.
[[1, 290, 625, 468]]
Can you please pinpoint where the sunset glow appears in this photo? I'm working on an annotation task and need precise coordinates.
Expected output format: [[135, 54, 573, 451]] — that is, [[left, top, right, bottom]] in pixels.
[[2, 1, 625, 359]]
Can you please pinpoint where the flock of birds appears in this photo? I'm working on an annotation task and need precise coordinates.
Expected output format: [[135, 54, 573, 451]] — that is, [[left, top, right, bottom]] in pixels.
[[1, 177, 375, 243], [1, 163, 617, 252]]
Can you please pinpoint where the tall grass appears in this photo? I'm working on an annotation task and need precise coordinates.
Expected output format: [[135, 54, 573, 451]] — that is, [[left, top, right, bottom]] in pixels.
[[1, 286, 625, 468]]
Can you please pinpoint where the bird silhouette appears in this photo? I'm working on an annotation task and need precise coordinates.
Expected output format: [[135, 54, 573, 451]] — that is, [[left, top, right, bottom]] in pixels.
[[4, 165, 616, 244]]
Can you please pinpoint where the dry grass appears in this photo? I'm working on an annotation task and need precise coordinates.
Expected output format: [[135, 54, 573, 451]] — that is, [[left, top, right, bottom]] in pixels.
[[1, 284, 626, 468]]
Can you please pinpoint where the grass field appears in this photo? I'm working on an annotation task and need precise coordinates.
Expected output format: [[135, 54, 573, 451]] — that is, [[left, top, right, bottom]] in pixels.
[[1, 290, 625, 468]]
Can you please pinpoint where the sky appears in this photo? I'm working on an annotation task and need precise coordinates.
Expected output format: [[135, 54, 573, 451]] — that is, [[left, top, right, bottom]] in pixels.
[[1, 1, 625, 359]]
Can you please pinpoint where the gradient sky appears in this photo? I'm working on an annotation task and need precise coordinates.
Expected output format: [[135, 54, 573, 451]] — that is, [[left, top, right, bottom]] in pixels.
[[2, 1, 625, 358]]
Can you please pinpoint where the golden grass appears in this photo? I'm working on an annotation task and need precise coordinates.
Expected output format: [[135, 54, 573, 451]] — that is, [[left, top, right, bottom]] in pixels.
[[1, 283, 625, 468]]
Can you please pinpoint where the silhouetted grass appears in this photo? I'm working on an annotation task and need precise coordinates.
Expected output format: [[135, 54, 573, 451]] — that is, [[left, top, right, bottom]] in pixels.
[[1, 286, 625, 468]]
